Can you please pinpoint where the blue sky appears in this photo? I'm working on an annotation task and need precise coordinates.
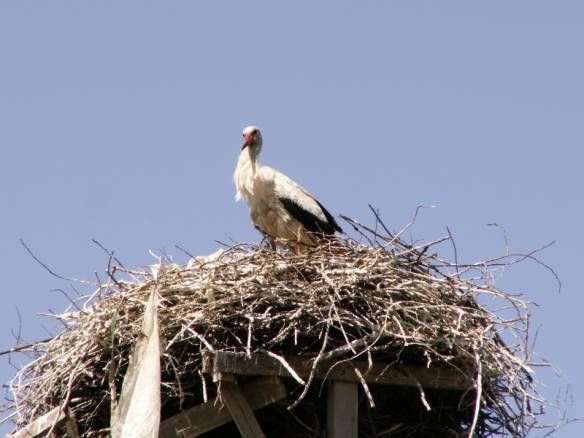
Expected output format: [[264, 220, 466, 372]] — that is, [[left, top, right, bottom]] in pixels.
[[0, 1, 582, 435]]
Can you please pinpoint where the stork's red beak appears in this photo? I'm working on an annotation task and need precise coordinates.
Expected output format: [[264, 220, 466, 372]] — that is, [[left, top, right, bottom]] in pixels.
[[241, 133, 253, 150]]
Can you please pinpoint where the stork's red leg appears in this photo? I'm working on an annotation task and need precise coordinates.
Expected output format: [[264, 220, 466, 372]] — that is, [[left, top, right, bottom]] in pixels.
[[295, 242, 304, 255]]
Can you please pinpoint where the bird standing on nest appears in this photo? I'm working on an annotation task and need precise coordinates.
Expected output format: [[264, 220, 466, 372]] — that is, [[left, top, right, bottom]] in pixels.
[[234, 125, 342, 253]]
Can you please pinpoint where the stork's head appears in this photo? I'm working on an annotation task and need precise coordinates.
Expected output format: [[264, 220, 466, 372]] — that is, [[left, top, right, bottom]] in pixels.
[[241, 125, 262, 153]]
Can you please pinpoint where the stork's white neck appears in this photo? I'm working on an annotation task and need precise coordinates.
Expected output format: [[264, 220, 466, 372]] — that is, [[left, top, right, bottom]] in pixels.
[[234, 147, 260, 202]]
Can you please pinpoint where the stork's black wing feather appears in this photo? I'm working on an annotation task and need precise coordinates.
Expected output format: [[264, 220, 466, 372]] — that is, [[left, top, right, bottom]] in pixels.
[[314, 199, 343, 234], [280, 197, 343, 235]]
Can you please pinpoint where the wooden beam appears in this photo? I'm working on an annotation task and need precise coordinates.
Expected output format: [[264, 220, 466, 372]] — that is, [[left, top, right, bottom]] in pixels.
[[220, 378, 266, 438], [159, 376, 286, 438], [202, 352, 472, 391], [64, 421, 80, 438], [327, 381, 358, 438], [9, 406, 72, 438], [64, 410, 80, 438]]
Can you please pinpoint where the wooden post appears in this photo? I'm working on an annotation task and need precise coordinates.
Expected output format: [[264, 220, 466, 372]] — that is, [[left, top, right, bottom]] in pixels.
[[218, 374, 266, 438], [64, 409, 80, 438], [327, 381, 358, 438], [159, 376, 286, 437], [9, 407, 81, 438]]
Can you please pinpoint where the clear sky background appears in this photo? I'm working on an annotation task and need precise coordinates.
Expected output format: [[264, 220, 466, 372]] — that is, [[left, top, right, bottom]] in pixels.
[[0, 1, 582, 436]]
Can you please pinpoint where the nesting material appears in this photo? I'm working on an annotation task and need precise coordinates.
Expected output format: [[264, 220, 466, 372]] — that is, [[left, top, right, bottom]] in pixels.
[[6, 220, 546, 437]]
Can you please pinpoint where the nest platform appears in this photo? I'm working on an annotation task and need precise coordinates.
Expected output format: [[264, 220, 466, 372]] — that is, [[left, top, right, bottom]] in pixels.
[[5, 222, 545, 437]]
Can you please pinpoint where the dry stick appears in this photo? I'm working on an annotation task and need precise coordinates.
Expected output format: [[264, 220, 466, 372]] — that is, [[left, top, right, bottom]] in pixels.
[[186, 327, 215, 352], [246, 316, 253, 358], [340, 215, 450, 269], [488, 223, 510, 257], [91, 238, 126, 269], [330, 295, 356, 356], [0, 411, 19, 426], [51, 288, 82, 312], [401, 367, 432, 412], [468, 351, 484, 438], [340, 215, 388, 246], [391, 205, 426, 244], [446, 226, 461, 280], [107, 262, 125, 290], [19, 239, 94, 285], [288, 410, 316, 435], [288, 319, 331, 410], [368, 204, 396, 240], [368, 203, 433, 249], [174, 244, 196, 260], [394, 236, 451, 257], [8, 307, 28, 365], [13, 307, 24, 345], [45, 362, 80, 436], [339, 215, 376, 246], [414, 380, 432, 412], [164, 354, 185, 409], [198, 369, 208, 403], [320, 312, 392, 393], [108, 312, 119, 424], [353, 366, 375, 408], [368, 205, 382, 246], [319, 323, 389, 363], [389, 204, 435, 245], [347, 212, 559, 303], [0, 339, 52, 357], [265, 351, 305, 385], [433, 241, 561, 292]]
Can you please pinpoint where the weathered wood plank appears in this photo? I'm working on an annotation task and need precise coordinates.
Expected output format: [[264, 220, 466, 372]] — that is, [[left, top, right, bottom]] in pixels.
[[327, 381, 358, 438], [64, 410, 81, 438], [202, 351, 472, 391], [159, 376, 286, 438], [9, 406, 66, 438], [220, 379, 266, 438]]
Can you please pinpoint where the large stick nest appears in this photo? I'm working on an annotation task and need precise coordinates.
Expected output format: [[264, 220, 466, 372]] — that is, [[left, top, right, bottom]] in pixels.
[[5, 217, 549, 437]]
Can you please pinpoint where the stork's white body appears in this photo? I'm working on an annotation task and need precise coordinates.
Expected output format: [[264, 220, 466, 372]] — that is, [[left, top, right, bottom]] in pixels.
[[234, 126, 341, 248]]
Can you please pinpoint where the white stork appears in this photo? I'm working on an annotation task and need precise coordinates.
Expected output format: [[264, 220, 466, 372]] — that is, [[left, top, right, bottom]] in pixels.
[[234, 125, 342, 252]]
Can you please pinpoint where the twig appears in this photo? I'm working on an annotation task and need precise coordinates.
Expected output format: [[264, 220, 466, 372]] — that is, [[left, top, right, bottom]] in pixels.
[[468, 351, 483, 438], [446, 226, 460, 280], [353, 367, 375, 408], [91, 239, 126, 269], [265, 351, 305, 385], [174, 244, 196, 260], [488, 223, 510, 257], [368, 204, 396, 239], [389, 204, 435, 245], [0, 339, 52, 357], [19, 239, 94, 285]]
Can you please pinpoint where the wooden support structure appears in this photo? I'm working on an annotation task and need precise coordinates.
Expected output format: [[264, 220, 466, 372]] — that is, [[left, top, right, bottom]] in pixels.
[[64, 414, 81, 438], [202, 351, 474, 438], [13, 351, 471, 437], [202, 351, 472, 391], [218, 375, 266, 438], [9, 407, 79, 438], [159, 376, 286, 437], [327, 381, 358, 438]]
